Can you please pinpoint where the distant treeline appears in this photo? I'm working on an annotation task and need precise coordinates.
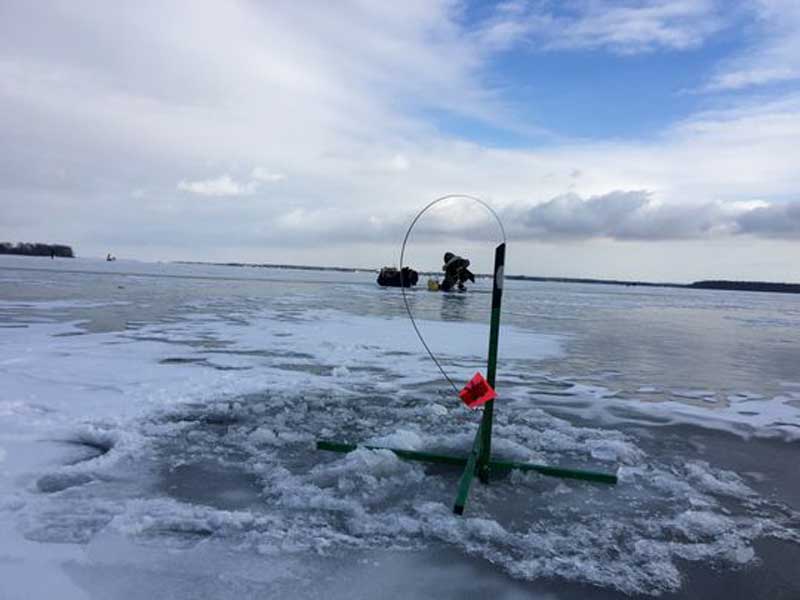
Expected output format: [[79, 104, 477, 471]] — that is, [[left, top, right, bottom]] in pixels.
[[0, 242, 74, 258], [505, 274, 680, 288], [508, 275, 799, 294], [689, 280, 800, 294]]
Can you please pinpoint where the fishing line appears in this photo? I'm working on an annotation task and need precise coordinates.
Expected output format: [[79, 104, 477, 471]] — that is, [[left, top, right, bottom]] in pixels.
[[399, 194, 507, 396]]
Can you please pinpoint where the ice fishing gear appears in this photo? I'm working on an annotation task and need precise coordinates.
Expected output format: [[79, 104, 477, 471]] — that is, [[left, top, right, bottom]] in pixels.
[[459, 372, 496, 409], [317, 195, 618, 516], [377, 266, 418, 287]]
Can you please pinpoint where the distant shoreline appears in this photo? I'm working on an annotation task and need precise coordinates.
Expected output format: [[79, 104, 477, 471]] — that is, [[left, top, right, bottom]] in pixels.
[[0, 242, 74, 258], [174, 261, 800, 295]]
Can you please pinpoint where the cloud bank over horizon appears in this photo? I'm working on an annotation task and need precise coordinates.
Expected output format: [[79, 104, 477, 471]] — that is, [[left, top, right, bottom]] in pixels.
[[0, 1, 798, 280]]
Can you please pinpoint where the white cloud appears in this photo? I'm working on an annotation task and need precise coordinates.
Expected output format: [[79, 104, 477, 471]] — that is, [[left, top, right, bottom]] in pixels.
[[736, 202, 800, 237], [505, 192, 788, 241], [477, 0, 726, 55], [707, 67, 800, 92], [251, 167, 286, 183], [178, 169, 284, 197], [386, 154, 411, 172], [263, 192, 793, 244], [704, 0, 800, 91], [177, 175, 258, 197]]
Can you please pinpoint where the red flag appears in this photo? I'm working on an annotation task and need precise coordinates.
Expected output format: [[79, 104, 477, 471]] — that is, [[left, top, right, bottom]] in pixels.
[[459, 372, 497, 409]]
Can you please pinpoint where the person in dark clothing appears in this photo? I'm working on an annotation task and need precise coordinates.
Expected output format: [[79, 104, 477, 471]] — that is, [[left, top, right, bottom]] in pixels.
[[441, 252, 475, 291]]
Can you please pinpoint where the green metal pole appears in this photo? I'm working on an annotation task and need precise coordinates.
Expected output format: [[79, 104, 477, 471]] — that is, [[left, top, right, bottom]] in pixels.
[[453, 422, 483, 515], [316, 440, 468, 467], [478, 243, 505, 484], [316, 440, 618, 485], [489, 459, 618, 484]]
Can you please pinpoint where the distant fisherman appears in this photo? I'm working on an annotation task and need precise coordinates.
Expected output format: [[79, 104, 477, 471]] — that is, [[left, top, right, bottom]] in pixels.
[[441, 252, 475, 292]]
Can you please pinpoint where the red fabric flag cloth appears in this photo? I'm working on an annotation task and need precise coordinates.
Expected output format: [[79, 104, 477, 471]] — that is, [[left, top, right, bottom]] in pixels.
[[459, 372, 497, 409]]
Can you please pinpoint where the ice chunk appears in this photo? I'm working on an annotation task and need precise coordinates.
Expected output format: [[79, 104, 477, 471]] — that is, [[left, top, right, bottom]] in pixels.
[[367, 429, 425, 451], [685, 461, 755, 499], [249, 427, 280, 446]]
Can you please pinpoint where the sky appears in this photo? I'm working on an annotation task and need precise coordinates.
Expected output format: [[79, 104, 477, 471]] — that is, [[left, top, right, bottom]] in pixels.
[[0, 0, 799, 282]]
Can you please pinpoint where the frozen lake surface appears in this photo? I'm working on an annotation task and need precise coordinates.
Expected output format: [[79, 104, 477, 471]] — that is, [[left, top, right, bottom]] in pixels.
[[1, 255, 799, 599]]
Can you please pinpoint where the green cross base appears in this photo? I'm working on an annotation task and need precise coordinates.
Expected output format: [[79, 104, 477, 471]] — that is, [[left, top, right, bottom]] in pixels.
[[316, 243, 617, 515], [316, 435, 617, 515]]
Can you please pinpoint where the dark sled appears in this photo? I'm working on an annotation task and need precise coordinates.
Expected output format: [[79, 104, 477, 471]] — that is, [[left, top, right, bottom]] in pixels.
[[377, 266, 418, 288]]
